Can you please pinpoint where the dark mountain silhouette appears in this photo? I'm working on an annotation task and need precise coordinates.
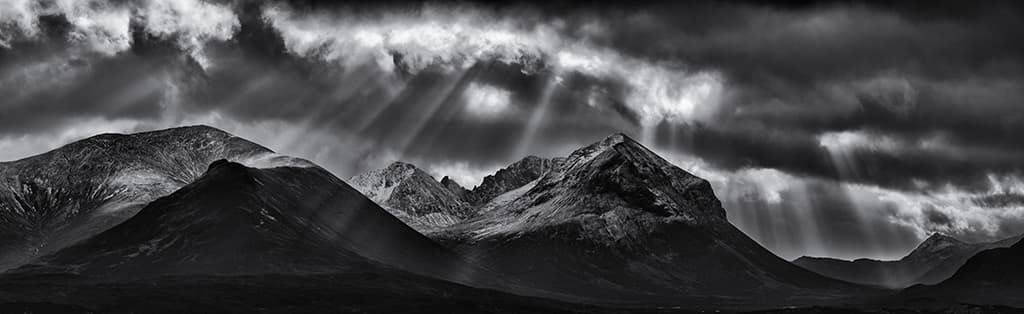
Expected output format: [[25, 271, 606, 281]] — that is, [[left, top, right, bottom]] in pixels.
[[349, 162, 475, 233], [431, 133, 870, 306], [896, 239, 1024, 308], [795, 233, 1024, 288], [15, 160, 479, 283], [0, 125, 309, 271]]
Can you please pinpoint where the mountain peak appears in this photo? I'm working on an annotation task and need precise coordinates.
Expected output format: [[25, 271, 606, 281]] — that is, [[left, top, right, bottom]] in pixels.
[[108, 124, 232, 140], [386, 161, 418, 171], [349, 161, 474, 232], [466, 156, 563, 205], [204, 159, 251, 178], [432, 133, 856, 302], [922, 233, 963, 247], [207, 158, 234, 171], [564, 132, 649, 168], [901, 233, 966, 261], [440, 176, 467, 191]]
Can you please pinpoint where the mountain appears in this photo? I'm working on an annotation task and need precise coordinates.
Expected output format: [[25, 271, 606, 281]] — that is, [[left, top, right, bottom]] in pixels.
[[14, 160, 477, 283], [794, 233, 1024, 288], [351, 156, 563, 233], [349, 162, 475, 233], [897, 239, 1024, 308], [431, 133, 867, 306], [0, 125, 309, 271], [440, 176, 472, 200], [464, 156, 563, 205]]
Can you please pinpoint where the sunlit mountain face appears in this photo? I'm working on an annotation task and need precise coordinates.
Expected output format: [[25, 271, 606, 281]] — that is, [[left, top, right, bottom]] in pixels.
[[1, 0, 1023, 264]]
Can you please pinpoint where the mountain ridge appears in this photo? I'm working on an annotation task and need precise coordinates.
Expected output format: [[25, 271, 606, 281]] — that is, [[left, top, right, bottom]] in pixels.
[[794, 232, 1024, 288], [348, 162, 475, 233], [895, 238, 1024, 308]]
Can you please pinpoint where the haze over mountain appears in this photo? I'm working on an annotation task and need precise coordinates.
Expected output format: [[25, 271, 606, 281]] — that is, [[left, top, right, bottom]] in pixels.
[[897, 239, 1024, 308], [17, 160, 475, 282], [0, 126, 309, 271], [795, 233, 1024, 288], [427, 133, 868, 305]]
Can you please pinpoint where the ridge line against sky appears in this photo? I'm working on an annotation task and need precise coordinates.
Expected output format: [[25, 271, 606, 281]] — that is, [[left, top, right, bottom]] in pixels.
[[1, 0, 1023, 260]]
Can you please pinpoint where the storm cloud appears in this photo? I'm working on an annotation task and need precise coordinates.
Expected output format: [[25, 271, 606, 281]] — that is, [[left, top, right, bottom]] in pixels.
[[1, 0, 1023, 260]]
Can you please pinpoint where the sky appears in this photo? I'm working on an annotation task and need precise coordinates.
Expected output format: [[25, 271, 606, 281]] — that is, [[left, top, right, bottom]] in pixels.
[[1, 0, 1023, 261]]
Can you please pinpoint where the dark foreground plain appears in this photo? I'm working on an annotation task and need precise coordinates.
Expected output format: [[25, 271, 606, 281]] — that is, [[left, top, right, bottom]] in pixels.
[[0, 273, 1022, 314]]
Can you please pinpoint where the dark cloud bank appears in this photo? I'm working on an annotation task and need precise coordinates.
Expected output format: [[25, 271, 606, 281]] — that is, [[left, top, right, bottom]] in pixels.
[[1, 0, 1023, 260]]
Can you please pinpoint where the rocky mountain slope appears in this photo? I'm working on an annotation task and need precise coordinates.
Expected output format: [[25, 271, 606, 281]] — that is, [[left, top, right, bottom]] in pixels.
[[794, 233, 1024, 288], [464, 156, 563, 206], [349, 162, 475, 232], [430, 133, 869, 305], [350, 156, 563, 233], [0, 125, 308, 271], [14, 160, 477, 283]]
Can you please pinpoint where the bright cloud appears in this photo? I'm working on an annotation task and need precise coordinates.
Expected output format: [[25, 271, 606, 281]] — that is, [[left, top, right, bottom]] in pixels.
[[425, 160, 500, 188], [462, 82, 512, 118], [139, 0, 240, 68], [0, 0, 238, 65], [262, 4, 724, 125]]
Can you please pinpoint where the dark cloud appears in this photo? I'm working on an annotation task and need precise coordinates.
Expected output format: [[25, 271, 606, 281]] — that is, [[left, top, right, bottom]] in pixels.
[[922, 205, 953, 228]]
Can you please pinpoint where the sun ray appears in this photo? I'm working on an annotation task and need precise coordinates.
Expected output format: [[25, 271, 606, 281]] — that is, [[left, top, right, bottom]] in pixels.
[[513, 73, 561, 158]]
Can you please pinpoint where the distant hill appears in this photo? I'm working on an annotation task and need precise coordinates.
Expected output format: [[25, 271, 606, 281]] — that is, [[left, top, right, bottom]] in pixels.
[[896, 239, 1024, 308], [794, 233, 1023, 288]]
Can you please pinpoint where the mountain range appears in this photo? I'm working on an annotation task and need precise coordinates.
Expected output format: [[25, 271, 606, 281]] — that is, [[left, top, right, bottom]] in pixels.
[[358, 133, 870, 306], [0, 125, 1020, 312], [15, 160, 475, 282]]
